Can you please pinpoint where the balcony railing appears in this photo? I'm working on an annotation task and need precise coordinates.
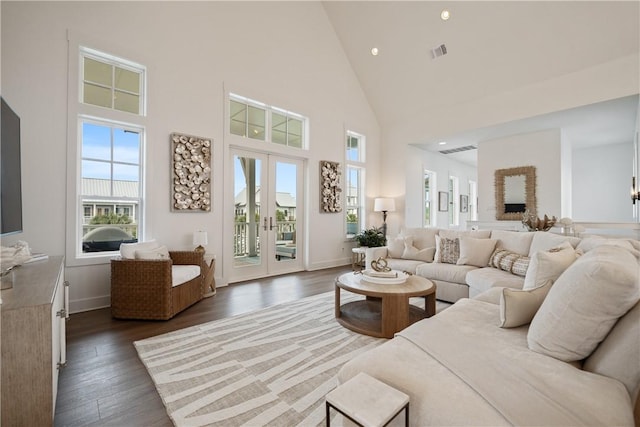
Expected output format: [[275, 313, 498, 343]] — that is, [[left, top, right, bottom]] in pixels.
[[234, 220, 296, 257]]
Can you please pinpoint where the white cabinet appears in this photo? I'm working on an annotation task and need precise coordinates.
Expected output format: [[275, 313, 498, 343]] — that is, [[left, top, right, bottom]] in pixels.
[[1, 256, 67, 426]]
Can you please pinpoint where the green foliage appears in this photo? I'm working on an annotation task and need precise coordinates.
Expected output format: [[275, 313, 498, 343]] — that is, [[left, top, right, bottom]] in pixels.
[[346, 213, 358, 223], [90, 213, 132, 225], [354, 227, 386, 247], [276, 210, 286, 221]]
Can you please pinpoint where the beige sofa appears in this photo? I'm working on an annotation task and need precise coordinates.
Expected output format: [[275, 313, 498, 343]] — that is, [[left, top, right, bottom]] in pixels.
[[339, 243, 640, 425], [365, 228, 583, 302]]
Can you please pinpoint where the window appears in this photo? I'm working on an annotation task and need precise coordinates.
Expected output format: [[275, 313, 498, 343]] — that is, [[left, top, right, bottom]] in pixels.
[[423, 170, 436, 227], [469, 180, 478, 221], [346, 131, 365, 237], [80, 120, 142, 253], [81, 47, 144, 115], [229, 94, 307, 148], [70, 46, 147, 260], [449, 176, 459, 226]]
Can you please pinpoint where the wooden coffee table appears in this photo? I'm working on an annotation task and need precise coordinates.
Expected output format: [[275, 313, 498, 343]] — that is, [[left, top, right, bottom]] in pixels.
[[335, 272, 436, 339]]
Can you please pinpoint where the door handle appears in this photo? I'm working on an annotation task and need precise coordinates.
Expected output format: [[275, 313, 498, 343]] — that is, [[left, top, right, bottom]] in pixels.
[[269, 217, 274, 231], [263, 217, 268, 231]]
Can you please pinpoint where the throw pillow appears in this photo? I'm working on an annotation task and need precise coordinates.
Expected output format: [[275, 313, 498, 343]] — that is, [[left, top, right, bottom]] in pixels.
[[527, 245, 640, 362], [499, 280, 552, 328], [135, 245, 170, 260], [386, 236, 406, 259], [456, 237, 497, 267], [434, 235, 460, 264], [401, 240, 436, 262], [489, 248, 530, 277], [119, 239, 158, 259], [523, 241, 577, 290]]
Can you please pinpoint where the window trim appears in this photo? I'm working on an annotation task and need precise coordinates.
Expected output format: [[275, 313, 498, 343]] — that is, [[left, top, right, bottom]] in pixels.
[[423, 169, 436, 227]]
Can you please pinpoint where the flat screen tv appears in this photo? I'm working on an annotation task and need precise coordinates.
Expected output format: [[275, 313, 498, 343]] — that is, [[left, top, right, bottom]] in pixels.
[[1, 97, 23, 236]]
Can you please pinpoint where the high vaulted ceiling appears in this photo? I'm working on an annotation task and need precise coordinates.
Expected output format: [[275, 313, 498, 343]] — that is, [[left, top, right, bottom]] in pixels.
[[322, 1, 640, 166]]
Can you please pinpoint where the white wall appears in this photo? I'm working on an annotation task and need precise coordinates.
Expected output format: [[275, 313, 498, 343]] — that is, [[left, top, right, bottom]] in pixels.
[[1, 2, 381, 312], [573, 142, 635, 222], [477, 129, 562, 221]]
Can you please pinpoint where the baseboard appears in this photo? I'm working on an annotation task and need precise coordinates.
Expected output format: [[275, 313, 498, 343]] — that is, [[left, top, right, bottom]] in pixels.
[[70, 295, 110, 314], [307, 258, 351, 271]]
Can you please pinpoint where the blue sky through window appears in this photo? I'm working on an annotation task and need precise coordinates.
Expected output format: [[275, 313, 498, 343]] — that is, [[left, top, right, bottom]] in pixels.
[[82, 122, 140, 181]]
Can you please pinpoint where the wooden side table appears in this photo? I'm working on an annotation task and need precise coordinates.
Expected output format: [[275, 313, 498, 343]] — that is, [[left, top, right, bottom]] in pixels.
[[326, 372, 409, 427], [202, 254, 216, 297]]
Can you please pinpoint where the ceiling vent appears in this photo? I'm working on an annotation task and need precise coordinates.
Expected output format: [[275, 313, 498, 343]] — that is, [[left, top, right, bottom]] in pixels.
[[431, 44, 447, 59], [439, 145, 477, 155]]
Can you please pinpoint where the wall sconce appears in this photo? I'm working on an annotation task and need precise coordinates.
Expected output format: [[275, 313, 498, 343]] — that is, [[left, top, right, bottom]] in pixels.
[[374, 197, 396, 238], [193, 230, 208, 253], [632, 177, 640, 205]]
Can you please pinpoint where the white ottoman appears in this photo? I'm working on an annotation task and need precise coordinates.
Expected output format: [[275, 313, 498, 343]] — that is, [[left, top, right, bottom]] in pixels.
[[325, 372, 409, 427]]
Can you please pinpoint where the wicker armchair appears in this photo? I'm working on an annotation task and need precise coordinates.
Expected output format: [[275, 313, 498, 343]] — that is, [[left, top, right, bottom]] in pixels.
[[110, 251, 204, 320]]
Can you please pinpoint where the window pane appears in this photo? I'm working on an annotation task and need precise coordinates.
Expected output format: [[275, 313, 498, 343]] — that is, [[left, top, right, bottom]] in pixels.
[[84, 57, 111, 86], [114, 67, 139, 93], [82, 160, 110, 180], [247, 106, 265, 140], [272, 112, 287, 145], [84, 83, 112, 108], [82, 123, 111, 160], [230, 100, 247, 136], [113, 164, 139, 183], [113, 129, 140, 164], [114, 91, 139, 114], [346, 135, 359, 161], [288, 118, 303, 148]]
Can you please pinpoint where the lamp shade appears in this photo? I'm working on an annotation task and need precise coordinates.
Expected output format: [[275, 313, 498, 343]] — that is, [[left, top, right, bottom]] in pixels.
[[193, 230, 208, 246], [374, 198, 396, 212]]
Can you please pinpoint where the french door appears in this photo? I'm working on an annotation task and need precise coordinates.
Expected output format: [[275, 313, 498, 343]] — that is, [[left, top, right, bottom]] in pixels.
[[227, 149, 304, 282]]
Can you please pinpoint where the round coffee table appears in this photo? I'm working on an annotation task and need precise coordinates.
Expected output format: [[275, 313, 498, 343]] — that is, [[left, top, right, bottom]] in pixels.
[[335, 272, 436, 339]]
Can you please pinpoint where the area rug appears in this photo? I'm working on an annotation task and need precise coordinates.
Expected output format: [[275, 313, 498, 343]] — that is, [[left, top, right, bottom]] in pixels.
[[135, 291, 386, 427]]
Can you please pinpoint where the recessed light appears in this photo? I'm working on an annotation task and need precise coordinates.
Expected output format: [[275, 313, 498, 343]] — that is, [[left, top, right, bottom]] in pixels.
[[441, 9, 451, 21], [371, 47, 379, 56], [438, 141, 447, 145]]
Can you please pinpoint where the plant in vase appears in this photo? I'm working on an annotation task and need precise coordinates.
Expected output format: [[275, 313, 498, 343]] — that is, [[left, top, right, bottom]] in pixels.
[[354, 227, 386, 247]]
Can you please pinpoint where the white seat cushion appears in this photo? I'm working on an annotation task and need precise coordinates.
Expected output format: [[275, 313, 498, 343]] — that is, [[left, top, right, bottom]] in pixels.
[[171, 265, 201, 287]]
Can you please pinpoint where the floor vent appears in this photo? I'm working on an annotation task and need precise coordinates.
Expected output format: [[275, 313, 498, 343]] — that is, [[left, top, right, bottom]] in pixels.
[[439, 145, 477, 155]]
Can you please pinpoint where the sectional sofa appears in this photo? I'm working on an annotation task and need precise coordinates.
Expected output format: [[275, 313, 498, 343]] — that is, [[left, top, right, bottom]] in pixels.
[[365, 228, 587, 302], [341, 240, 640, 425]]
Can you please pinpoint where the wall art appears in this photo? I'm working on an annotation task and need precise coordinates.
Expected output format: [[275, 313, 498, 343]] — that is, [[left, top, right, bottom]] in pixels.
[[171, 133, 212, 212], [320, 160, 342, 213]]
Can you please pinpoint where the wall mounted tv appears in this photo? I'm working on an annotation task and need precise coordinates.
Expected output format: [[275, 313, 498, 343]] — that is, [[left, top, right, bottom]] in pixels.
[[1, 97, 23, 236]]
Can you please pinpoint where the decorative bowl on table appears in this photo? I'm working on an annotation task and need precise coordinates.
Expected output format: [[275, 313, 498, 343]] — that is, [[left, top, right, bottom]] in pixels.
[[361, 269, 408, 285]]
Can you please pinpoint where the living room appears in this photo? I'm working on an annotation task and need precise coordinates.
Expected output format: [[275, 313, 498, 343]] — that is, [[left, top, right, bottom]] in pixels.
[[1, 1, 639, 426]]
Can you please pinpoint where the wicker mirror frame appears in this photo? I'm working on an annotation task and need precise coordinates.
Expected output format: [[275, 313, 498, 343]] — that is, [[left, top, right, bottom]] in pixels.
[[494, 166, 536, 220]]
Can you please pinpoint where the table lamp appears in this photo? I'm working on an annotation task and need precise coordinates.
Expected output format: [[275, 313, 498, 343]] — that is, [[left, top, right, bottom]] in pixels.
[[193, 230, 208, 253], [374, 197, 396, 238]]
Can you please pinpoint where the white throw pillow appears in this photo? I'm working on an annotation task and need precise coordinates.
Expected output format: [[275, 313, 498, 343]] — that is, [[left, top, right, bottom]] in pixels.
[[456, 237, 497, 267], [401, 239, 436, 262], [135, 245, 170, 260], [500, 280, 552, 328], [119, 239, 158, 259], [523, 242, 577, 290], [527, 245, 640, 362], [387, 236, 406, 258]]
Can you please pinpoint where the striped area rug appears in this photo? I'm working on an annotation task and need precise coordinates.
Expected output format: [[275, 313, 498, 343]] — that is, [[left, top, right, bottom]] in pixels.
[[134, 291, 385, 426]]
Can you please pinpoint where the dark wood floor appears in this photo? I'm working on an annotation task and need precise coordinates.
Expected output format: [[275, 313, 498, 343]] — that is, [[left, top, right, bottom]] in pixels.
[[54, 265, 351, 427]]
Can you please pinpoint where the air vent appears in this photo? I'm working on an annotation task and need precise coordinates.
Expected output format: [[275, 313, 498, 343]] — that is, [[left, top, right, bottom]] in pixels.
[[439, 145, 477, 155], [431, 44, 447, 59]]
